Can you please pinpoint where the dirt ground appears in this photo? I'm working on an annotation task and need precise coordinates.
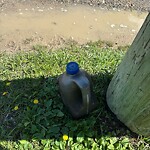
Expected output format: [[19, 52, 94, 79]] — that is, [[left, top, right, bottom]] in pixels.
[[1, 0, 150, 12], [0, 0, 148, 52]]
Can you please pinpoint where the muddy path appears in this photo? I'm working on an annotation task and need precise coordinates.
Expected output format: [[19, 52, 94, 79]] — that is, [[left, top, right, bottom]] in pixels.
[[0, 2, 148, 52]]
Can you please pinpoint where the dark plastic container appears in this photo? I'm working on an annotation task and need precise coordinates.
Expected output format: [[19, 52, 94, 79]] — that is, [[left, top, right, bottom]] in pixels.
[[58, 62, 98, 119]]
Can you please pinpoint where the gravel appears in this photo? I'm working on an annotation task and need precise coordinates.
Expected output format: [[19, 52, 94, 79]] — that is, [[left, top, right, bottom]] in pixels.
[[53, 0, 150, 12], [0, 0, 150, 12]]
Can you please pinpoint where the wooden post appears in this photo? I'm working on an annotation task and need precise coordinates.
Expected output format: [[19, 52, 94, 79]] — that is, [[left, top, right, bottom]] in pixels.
[[106, 13, 150, 136]]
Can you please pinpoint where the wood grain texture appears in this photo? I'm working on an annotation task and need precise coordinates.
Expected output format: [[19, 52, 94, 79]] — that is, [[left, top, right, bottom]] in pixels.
[[106, 13, 150, 136]]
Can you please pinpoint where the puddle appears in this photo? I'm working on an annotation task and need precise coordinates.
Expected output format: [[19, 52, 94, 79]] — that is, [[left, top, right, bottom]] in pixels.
[[0, 5, 148, 52]]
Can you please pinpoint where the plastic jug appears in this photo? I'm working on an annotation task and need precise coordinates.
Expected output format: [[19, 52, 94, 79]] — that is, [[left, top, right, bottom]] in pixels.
[[59, 62, 98, 119]]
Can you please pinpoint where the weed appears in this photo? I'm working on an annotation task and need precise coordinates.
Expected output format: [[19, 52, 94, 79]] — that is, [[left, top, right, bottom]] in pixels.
[[0, 43, 148, 149]]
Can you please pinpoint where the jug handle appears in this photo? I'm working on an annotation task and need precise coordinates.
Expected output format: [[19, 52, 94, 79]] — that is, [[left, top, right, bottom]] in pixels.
[[74, 76, 91, 115]]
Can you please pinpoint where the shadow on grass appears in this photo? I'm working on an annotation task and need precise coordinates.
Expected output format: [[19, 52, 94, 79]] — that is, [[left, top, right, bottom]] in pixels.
[[0, 145, 8, 150], [0, 72, 137, 143]]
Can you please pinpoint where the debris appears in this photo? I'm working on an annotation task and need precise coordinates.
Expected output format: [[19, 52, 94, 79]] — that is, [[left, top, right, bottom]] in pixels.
[[61, 8, 67, 12], [38, 9, 44, 12], [111, 24, 115, 28], [120, 24, 127, 28], [132, 29, 136, 32]]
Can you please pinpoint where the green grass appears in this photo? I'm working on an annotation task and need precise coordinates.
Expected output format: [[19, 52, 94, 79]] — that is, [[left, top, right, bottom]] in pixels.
[[0, 42, 149, 149]]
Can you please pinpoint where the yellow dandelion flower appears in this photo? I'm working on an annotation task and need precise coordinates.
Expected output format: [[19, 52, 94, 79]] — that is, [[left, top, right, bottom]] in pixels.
[[33, 99, 39, 104], [2, 92, 8, 96], [14, 106, 19, 111], [6, 82, 11, 86], [63, 134, 68, 141]]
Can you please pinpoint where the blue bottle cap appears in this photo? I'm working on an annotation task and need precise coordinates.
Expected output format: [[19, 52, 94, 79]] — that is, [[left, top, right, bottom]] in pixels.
[[66, 62, 79, 75]]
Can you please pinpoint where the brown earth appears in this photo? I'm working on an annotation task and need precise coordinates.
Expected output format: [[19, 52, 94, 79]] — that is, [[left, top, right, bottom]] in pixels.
[[0, 1, 148, 52]]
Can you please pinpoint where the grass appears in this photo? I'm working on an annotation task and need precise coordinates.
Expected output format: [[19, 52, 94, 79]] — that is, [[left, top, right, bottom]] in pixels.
[[0, 41, 149, 149]]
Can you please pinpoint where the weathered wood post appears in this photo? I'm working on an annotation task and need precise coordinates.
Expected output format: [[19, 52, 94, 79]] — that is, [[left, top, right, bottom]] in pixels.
[[106, 13, 150, 136]]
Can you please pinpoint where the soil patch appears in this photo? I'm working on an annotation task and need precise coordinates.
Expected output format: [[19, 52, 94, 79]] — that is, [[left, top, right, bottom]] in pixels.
[[0, 2, 148, 52]]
